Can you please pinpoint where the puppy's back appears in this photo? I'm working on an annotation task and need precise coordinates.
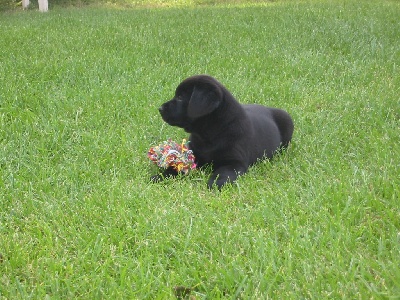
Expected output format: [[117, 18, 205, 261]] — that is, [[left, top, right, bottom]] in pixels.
[[243, 105, 293, 160], [269, 108, 294, 148]]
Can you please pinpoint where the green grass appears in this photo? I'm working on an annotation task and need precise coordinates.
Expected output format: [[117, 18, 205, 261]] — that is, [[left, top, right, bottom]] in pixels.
[[1, 0, 399, 298]]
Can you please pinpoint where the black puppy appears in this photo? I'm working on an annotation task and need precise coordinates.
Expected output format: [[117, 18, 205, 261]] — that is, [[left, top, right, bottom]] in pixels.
[[153, 75, 294, 189]]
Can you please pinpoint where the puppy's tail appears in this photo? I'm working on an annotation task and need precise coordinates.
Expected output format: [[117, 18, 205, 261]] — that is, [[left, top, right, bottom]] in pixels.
[[272, 108, 294, 149]]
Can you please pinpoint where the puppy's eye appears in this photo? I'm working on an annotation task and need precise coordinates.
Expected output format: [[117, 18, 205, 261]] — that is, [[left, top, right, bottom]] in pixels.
[[176, 96, 183, 102]]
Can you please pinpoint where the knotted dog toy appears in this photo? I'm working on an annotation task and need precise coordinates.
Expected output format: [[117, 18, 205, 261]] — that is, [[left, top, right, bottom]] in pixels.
[[148, 139, 196, 174]]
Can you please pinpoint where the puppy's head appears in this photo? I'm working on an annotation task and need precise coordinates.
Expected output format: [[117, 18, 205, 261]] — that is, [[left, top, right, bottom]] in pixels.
[[159, 75, 223, 132]]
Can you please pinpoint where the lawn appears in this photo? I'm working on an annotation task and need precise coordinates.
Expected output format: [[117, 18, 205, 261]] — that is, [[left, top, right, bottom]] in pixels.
[[1, 0, 399, 298]]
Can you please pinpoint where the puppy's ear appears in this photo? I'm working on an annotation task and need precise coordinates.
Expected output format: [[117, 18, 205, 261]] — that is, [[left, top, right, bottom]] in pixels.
[[187, 86, 220, 119]]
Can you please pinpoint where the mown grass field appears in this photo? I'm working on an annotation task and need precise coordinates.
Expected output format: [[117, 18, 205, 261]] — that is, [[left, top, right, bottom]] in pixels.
[[1, 0, 399, 298]]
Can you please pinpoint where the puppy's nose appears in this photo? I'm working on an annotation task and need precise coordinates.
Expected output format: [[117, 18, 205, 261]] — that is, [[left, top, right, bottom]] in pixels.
[[158, 106, 163, 113]]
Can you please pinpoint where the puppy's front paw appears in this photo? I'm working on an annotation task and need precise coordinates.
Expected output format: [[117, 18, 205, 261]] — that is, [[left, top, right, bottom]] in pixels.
[[150, 167, 179, 183], [207, 174, 232, 190], [207, 166, 246, 190]]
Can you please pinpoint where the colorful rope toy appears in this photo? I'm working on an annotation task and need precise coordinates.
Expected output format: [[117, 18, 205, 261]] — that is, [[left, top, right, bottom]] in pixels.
[[148, 139, 196, 174]]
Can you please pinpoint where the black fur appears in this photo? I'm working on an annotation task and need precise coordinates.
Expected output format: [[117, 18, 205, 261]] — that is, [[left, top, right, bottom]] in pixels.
[[152, 75, 294, 189]]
